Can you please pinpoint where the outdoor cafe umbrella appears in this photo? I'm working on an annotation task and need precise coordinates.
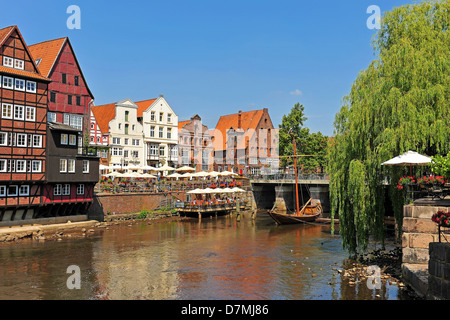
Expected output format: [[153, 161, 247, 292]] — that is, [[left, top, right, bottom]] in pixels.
[[219, 171, 238, 177], [103, 171, 121, 178], [167, 172, 182, 179], [381, 151, 432, 175], [230, 187, 246, 193], [176, 166, 196, 172]]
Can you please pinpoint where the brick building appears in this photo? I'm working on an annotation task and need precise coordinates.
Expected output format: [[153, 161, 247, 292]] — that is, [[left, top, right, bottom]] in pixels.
[[0, 25, 50, 221], [212, 108, 278, 175]]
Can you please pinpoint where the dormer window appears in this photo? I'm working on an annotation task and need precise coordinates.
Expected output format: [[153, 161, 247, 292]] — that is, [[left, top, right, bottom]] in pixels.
[[3, 57, 13, 67], [35, 58, 42, 66], [14, 59, 24, 70]]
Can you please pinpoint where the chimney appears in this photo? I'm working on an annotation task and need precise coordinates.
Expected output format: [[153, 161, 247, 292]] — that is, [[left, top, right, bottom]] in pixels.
[[238, 110, 242, 129]]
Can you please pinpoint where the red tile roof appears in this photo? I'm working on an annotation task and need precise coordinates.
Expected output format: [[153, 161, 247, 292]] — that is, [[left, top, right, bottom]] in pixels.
[[91, 103, 116, 134], [135, 99, 157, 118], [28, 37, 66, 78], [0, 26, 14, 46], [213, 109, 265, 151]]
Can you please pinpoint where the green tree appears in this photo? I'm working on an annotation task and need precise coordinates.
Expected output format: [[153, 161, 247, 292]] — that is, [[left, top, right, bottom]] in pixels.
[[279, 103, 328, 173], [328, 0, 450, 254]]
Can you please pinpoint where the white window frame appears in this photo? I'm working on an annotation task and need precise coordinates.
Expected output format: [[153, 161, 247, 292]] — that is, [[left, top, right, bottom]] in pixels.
[[32, 160, 41, 172], [150, 111, 155, 121], [26, 81, 36, 93], [159, 127, 164, 138], [54, 184, 62, 196], [3, 56, 13, 67], [15, 79, 25, 91], [63, 184, 70, 196], [14, 59, 24, 70], [16, 160, 26, 172], [61, 134, 68, 145], [60, 159, 67, 173], [14, 105, 24, 120], [19, 185, 29, 196], [0, 185, 5, 197], [0, 159, 6, 172], [17, 133, 27, 147], [68, 159, 76, 173], [48, 112, 57, 123], [2, 76, 13, 89], [150, 126, 155, 138], [7, 185, 18, 197], [69, 135, 77, 146], [2, 103, 12, 119], [25, 106, 36, 122], [33, 135, 42, 148], [83, 160, 89, 173], [0, 132, 7, 146], [77, 184, 85, 195]]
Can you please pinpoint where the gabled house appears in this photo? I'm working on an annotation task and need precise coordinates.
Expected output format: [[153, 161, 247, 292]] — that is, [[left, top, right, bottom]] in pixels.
[[28, 37, 94, 141], [0, 25, 51, 222], [212, 108, 278, 175]]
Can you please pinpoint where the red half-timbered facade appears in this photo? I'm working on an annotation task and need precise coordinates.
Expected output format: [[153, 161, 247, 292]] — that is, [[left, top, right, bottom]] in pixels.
[[0, 26, 50, 221]]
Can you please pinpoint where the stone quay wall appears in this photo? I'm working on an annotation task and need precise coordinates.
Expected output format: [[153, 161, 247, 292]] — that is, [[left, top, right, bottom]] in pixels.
[[428, 243, 450, 300]]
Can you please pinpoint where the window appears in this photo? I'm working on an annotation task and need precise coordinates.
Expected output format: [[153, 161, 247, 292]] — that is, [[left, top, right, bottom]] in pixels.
[[2, 76, 13, 89], [63, 184, 70, 196], [61, 134, 68, 145], [50, 92, 56, 103], [118, 123, 121, 130], [67, 95, 72, 105], [26, 81, 36, 93], [69, 135, 77, 145], [19, 185, 29, 196], [76, 96, 81, 106], [68, 159, 75, 173], [159, 146, 165, 156], [3, 56, 13, 67], [131, 151, 139, 158], [54, 185, 62, 196], [167, 114, 172, 123], [32, 160, 41, 172], [25, 106, 36, 122], [14, 105, 24, 120], [70, 115, 83, 130], [14, 59, 24, 70], [47, 112, 56, 123], [74, 76, 79, 86], [62, 73, 67, 84], [0, 159, 6, 172], [35, 58, 42, 66], [17, 134, 27, 147], [77, 184, 85, 195], [60, 159, 67, 172], [167, 128, 172, 139], [125, 111, 129, 122], [2, 103, 12, 119], [159, 113, 163, 122], [7, 185, 18, 197], [150, 126, 155, 138], [125, 124, 129, 135], [83, 160, 89, 173], [0, 133, 8, 146], [0, 186, 5, 197], [123, 150, 129, 158], [159, 127, 164, 138], [150, 144, 158, 156], [132, 139, 139, 146], [151, 111, 155, 121], [111, 147, 123, 156], [15, 79, 25, 91], [112, 137, 121, 145]]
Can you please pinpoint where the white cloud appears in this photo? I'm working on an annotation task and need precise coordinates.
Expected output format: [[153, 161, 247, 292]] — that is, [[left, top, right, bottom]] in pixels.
[[289, 89, 303, 96]]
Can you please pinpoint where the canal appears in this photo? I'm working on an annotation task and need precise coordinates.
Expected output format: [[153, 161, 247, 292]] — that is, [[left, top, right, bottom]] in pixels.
[[0, 211, 409, 300]]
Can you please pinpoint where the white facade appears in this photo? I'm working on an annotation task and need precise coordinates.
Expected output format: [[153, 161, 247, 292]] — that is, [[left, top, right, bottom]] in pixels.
[[141, 96, 178, 167], [108, 99, 144, 169]]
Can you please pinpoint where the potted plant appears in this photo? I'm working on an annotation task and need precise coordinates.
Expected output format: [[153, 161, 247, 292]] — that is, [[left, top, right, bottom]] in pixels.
[[431, 210, 450, 228], [396, 176, 416, 190]]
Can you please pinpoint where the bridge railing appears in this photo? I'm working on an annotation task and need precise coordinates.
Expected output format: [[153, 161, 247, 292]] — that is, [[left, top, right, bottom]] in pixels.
[[248, 173, 329, 181]]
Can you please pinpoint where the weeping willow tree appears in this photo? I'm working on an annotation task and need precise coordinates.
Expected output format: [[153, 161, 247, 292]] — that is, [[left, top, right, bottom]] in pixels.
[[328, 0, 450, 254]]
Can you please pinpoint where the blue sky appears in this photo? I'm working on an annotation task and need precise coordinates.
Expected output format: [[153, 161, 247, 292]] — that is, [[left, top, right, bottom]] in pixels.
[[1, 0, 420, 136]]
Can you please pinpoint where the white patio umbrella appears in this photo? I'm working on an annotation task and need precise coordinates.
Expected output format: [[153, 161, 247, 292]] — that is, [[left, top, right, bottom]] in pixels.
[[230, 187, 246, 193], [219, 171, 238, 177], [381, 151, 432, 175], [176, 166, 196, 172], [127, 164, 141, 170], [141, 173, 157, 179], [156, 164, 175, 172], [103, 171, 121, 178], [193, 171, 209, 178], [99, 164, 112, 170], [180, 172, 193, 178], [167, 172, 182, 179], [187, 188, 205, 194], [141, 165, 158, 171]]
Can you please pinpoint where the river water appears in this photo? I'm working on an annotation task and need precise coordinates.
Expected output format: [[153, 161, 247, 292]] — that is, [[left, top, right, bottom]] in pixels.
[[0, 212, 408, 300]]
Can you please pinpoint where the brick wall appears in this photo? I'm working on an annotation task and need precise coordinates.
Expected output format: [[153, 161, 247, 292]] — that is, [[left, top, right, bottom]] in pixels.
[[88, 192, 187, 220], [428, 243, 450, 299]]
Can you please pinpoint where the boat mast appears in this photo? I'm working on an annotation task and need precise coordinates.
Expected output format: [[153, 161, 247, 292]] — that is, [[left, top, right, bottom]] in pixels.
[[292, 135, 300, 216]]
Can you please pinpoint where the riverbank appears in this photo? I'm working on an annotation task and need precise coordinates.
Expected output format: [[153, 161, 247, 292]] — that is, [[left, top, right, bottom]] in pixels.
[[0, 213, 193, 243]]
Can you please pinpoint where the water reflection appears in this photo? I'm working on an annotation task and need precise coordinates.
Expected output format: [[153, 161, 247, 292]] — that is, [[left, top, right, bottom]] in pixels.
[[0, 212, 404, 300]]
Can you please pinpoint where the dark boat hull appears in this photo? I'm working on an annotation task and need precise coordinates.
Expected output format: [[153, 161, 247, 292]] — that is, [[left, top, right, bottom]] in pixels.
[[267, 210, 320, 225]]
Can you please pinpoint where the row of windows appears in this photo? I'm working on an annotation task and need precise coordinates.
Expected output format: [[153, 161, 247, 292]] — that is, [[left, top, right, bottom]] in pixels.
[[150, 126, 172, 139], [0, 75, 36, 93], [53, 184, 85, 196], [150, 111, 173, 123], [0, 159, 42, 173], [59, 159, 89, 173], [3, 56, 24, 71], [48, 112, 83, 131], [111, 147, 139, 158], [0, 132, 43, 148], [1, 103, 36, 121], [0, 185, 30, 197], [111, 137, 140, 146], [49, 92, 82, 106], [60, 74, 80, 86], [60, 133, 78, 146]]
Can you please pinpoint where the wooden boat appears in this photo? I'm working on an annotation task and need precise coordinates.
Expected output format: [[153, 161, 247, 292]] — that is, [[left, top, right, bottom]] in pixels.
[[268, 199, 322, 225], [267, 131, 323, 225]]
